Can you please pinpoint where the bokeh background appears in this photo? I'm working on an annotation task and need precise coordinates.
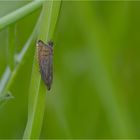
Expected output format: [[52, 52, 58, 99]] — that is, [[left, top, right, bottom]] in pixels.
[[0, 1, 140, 139]]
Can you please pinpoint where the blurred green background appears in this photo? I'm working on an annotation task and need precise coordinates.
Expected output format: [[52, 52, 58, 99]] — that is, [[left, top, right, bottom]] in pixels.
[[0, 1, 140, 139]]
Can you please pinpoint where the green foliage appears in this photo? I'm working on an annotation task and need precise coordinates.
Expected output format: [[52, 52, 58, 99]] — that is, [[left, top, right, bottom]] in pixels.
[[0, 1, 140, 139], [0, 1, 61, 139], [23, 1, 61, 139]]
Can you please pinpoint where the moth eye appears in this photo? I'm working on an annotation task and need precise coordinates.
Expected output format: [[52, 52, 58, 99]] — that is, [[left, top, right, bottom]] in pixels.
[[36, 40, 44, 47], [37, 40, 43, 43]]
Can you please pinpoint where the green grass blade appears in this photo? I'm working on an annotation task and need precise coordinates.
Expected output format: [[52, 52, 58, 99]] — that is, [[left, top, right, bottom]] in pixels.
[[0, 67, 11, 94], [0, 1, 43, 31], [23, 1, 61, 139], [0, 22, 39, 97], [0, 0, 44, 107], [0, 67, 13, 108]]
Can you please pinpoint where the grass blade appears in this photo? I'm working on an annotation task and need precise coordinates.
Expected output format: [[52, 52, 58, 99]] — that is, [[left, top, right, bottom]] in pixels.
[[23, 1, 61, 139], [0, 1, 43, 31]]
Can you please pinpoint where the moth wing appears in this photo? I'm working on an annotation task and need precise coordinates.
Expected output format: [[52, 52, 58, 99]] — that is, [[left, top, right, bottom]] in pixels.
[[39, 48, 53, 90], [48, 53, 53, 85]]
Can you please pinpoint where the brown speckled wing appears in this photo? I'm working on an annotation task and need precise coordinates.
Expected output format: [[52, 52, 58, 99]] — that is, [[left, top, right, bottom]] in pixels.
[[37, 40, 53, 90]]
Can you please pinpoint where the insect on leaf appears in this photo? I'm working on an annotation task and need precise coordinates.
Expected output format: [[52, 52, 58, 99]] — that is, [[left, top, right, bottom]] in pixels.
[[36, 40, 53, 90]]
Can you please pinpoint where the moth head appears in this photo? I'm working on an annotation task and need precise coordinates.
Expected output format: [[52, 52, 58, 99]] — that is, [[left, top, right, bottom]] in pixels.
[[48, 41, 53, 47], [36, 40, 45, 47]]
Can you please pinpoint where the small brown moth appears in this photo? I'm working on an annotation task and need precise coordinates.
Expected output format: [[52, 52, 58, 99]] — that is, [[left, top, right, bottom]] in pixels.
[[36, 40, 53, 90]]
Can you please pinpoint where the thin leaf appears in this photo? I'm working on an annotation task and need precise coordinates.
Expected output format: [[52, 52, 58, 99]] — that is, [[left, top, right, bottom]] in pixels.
[[23, 1, 61, 139], [0, 1, 43, 31], [0, 67, 11, 94], [0, 19, 40, 97]]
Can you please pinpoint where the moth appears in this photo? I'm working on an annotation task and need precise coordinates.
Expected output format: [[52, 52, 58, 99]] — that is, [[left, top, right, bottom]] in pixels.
[[36, 40, 53, 90]]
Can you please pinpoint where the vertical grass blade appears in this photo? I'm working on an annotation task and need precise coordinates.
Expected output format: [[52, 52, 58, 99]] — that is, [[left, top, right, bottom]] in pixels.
[[23, 1, 61, 139]]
